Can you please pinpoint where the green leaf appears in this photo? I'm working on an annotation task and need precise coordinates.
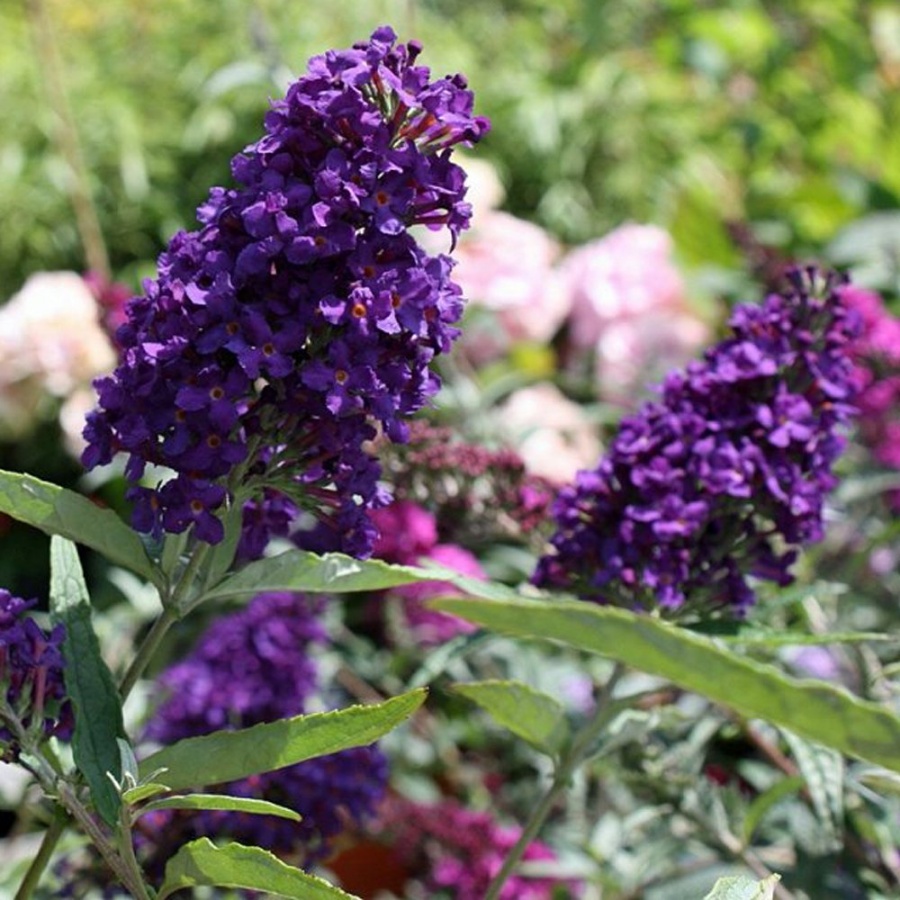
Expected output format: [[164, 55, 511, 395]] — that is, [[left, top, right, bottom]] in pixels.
[[203, 549, 426, 600], [138, 793, 300, 821], [742, 775, 806, 845], [431, 596, 900, 773], [718, 630, 889, 647], [157, 839, 359, 900], [122, 781, 170, 805], [780, 729, 845, 851], [49, 536, 126, 827], [703, 873, 781, 900], [139, 689, 426, 791], [452, 680, 570, 757], [0, 470, 157, 583], [856, 767, 900, 798]]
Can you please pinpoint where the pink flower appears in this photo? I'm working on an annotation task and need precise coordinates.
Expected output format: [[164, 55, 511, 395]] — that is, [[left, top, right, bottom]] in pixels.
[[559, 224, 709, 403], [455, 212, 569, 339], [0, 272, 115, 439], [370, 500, 439, 563], [370, 499, 485, 645], [562, 224, 687, 349], [392, 543, 483, 645], [594, 312, 711, 405], [498, 382, 601, 484], [841, 284, 900, 504], [374, 796, 578, 899]]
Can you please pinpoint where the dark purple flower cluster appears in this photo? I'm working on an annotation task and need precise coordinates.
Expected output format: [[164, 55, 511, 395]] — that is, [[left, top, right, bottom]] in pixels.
[[534, 268, 859, 615], [82, 27, 488, 556], [0, 590, 73, 759], [138, 591, 388, 868], [375, 795, 576, 899]]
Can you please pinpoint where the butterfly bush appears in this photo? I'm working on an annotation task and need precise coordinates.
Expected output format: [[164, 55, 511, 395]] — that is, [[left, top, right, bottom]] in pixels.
[[81, 26, 488, 556], [0, 590, 73, 760], [534, 268, 859, 615], [137, 591, 387, 870]]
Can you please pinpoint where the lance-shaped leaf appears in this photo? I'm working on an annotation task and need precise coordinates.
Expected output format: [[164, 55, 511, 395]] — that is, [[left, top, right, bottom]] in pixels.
[[703, 874, 781, 900], [157, 839, 359, 900], [781, 729, 844, 851], [139, 689, 425, 791], [432, 596, 900, 773], [452, 680, 570, 757], [0, 470, 157, 583], [137, 793, 300, 822], [202, 549, 425, 600], [49, 536, 126, 826], [742, 775, 806, 845]]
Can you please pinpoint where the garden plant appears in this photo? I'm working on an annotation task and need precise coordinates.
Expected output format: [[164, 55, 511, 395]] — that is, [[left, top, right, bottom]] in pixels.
[[2, 6, 900, 900]]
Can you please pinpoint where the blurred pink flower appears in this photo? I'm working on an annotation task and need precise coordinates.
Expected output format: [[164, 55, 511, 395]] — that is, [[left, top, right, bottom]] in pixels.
[[370, 499, 485, 646], [594, 312, 711, 405], [0, 272, 115, 439], [841, 283, 900, 505], [370, 500, 439, 563], [562, 224, 687, 347], [559, 223, 709, 402], [374, 795, 576, 900], [392, 543, 483, 645], [454, 212, 569, 349], [420, 158, 568, 363], [498, 382, 601, 484]]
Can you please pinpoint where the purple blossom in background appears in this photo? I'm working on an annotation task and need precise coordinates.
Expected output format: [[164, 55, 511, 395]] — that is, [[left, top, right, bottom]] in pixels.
[[138, 591, 388, 869], [82, 27, 488, 557], [534, 268, 859, 615], [375, 795, 577, 899], [0, 590, 73, 760]]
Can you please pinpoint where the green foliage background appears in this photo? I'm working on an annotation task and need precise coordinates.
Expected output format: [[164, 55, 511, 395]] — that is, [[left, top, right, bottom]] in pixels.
[[3, 0, 900, 294]]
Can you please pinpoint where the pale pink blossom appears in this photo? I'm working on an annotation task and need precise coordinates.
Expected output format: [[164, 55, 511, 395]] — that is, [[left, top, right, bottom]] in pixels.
[[456, 212, 569, 342], [0, 272, 116, 439], [420, 159, 570, 363], [595, 313, 711, 404], [562, 224, 688, 349], [560, 224, 709, 403], [498, 382, 601, 484]]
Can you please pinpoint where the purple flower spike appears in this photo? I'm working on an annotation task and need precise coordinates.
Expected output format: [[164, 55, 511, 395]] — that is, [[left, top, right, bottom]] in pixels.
[[82, 27, 488, 557], [139, 592, 388, 869], [534, 267, 859, 616], [0, 590, 73, 759]]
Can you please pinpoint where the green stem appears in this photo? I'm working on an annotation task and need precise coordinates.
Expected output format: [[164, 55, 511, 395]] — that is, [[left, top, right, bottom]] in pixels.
[[55, 780, 150, 898], [117, 797, 154, 900], [14, 807, 68, 900], [118, 605, 179, 701], [483, 663, 627, 900], [24, 0, 111, 279]]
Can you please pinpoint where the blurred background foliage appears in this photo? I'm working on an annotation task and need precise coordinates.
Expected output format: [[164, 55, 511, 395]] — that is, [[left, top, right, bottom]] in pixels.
[[3, 0, 900, 296]]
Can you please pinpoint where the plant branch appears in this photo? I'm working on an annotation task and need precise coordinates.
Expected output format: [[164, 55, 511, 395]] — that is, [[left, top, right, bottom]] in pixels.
[[14, 806, 68, 900], [118, 605, 179, 702], [483, 663, 627, 900]]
